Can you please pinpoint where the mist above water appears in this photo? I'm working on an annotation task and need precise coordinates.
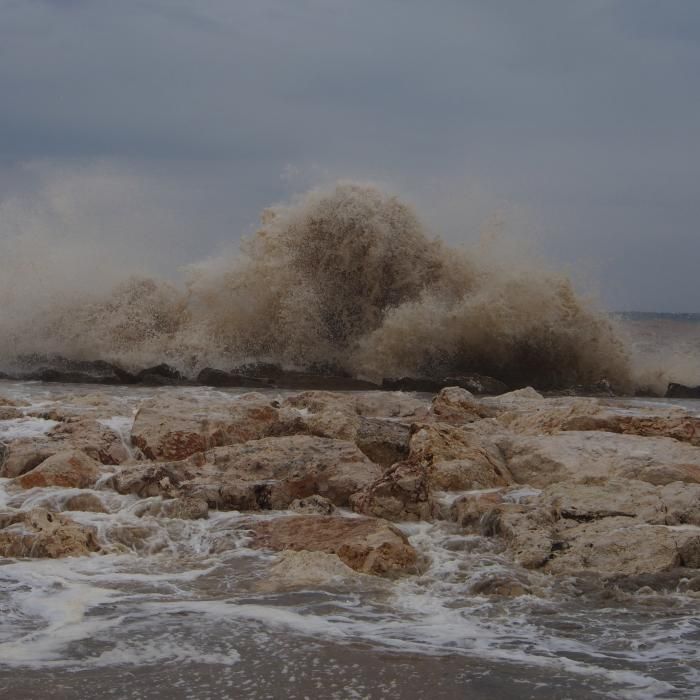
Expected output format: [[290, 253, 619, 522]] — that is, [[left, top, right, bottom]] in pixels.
[[0, 181, 637, 390]]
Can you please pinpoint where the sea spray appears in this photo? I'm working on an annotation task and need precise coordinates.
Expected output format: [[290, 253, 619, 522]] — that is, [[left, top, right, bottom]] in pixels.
[[0, 181, 632, 390]]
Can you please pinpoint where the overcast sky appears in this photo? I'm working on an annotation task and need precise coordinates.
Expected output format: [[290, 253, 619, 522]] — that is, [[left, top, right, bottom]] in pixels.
[[1, 0, 699, 311]]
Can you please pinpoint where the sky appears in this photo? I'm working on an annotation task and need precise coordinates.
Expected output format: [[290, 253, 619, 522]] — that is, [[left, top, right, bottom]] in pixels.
[[1, 0, 699, 311]]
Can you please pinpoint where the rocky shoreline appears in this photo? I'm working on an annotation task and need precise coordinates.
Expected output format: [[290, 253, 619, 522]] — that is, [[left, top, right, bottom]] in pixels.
[[1, 382, 699, 594]]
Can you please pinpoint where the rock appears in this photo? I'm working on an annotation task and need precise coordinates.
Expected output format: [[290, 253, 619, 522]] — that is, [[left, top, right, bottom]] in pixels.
[[108, 461, 195, 499], [450, 490, 508, 529], [494, 508, 556, 569], [355, 417, 410, 467], [19, 358, 137, 385], [498, 431, 700, 488], [250, 515, 418, 576], [544, 518, 700, 577], [482, 387, 544, 411], [471, 478, 700, 575], [0, 406, 22, 420], [666, 383, 700, 399], [133, 497, 209, 520], [350, 461, 435, 521], [261, 550, 363, 590], [281, 392, 360, 441], [658, 482, 700, 526], [289, 494, 335, 515], [136, 364, 188, 386], [429, 387, 498, 424], [0, 508, 100, 558], [63, 493, 107, 513], [353, 392, 429, 419], [615, 462, 700, 486], [16, 450, 102, 489], [542, 479, 666, 524], [469, 572, 531, 597], [0, 418, 128, 478], [130, 393, 285, 461], [561, 412, 700, 447], [409, 423, 512, 490], [112, 435, 382, 511]]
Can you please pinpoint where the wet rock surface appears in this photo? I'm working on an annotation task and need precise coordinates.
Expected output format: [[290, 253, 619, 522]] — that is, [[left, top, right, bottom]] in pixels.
[[2, 383, 700, 589], [0, 508, 100, 558], [249, 514, 419, 576]]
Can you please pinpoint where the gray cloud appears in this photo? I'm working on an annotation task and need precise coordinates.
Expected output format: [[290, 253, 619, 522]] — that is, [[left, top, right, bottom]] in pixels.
[[1, 0, 699, 310]]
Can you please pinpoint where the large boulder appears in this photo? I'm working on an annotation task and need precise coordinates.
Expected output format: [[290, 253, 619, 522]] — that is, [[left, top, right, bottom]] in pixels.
[[544, 518, 700, 577], [560, 411, 700, 447], [0, 508, 101, 558], [497, 431, 700, 488], [355, 417, 410, 467], [111, 435, 383, 511], [130, 393, 286, 461], [16, 450, 102, 489], [0, 418, 128, 478], [461, 478, 700, 575], [429, 387, 498, 424], [350, 461, 435, 521], [409, 423, 512, 490], [249, 515, 418, 576]]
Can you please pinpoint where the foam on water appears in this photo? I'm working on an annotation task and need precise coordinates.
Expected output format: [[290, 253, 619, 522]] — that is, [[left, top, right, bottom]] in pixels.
[[0, 417, 59, 441]]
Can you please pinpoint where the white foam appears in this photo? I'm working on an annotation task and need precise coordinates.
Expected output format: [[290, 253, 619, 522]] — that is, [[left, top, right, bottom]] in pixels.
[[0, 417, 58, 441]]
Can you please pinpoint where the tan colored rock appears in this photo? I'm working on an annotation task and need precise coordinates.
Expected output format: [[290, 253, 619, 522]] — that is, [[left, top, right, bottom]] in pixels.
[[16, 450, 101, 489], [350, 461, 435, 521], [260, 550, 365, 590], [469, 571, 532, 597], [498, 431, 700, 488], [353, 392, 429, 420], [615, 462, 700, 486], [542, 479, 666, 524], [429, 387, 498, 424], [355, 417, 410, 467], [0, 418, 128, 478], [130, 393, 285, 461], [63, 493, 107, 513], [0, 508, 100, 558], [289, 494, 335, 515], [250, 515, 418, 576], [450, 490, 507, 529], [0, 406, 22, 420], [544, 519, 700, 576], [132, 497, 209, 520], [561, 411, 700, 447], [494, 397, 601, 435], [280, 392, 360, 441], [111, 435, 382, 511], [410, 423, 512, 490], [108, 461, 196, 499], [495, 508, 556, 569], [484, 387, 544, 406]]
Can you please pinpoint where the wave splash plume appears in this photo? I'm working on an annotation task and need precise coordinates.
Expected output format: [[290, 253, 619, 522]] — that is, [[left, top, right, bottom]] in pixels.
[[0, 182, 632, 390]]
